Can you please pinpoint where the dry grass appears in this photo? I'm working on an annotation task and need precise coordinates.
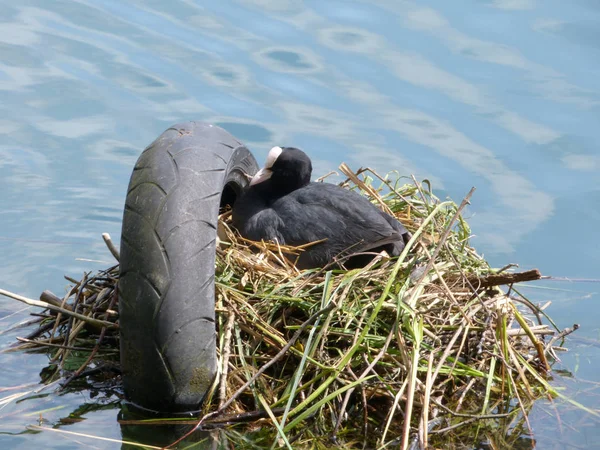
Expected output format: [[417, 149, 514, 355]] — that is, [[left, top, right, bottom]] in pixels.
[[1, 165, 579, 449]]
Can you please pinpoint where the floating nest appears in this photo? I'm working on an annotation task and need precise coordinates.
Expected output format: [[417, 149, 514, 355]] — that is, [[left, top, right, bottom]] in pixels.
[[1, 164, 577, 449]]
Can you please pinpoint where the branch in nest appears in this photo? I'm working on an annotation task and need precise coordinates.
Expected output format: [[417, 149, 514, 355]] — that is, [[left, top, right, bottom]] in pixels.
[[460, 269, 542, 289]]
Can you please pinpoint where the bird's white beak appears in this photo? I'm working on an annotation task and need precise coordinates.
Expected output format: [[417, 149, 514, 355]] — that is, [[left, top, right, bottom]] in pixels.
[[250, 168, 273, 186]]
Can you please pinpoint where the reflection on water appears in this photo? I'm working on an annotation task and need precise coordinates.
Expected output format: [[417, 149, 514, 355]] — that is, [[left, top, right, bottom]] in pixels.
[[1, 0, 599, 447], [257, 47, 322, 72], [214, 121, 273, 143]]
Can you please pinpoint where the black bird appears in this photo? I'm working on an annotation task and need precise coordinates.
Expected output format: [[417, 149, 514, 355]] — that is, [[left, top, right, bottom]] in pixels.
[[232, 146, 411, 269]]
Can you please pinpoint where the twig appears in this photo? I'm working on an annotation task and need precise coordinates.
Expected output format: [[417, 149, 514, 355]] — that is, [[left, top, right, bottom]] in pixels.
[[460, 269, 542, 289], [49, 284, 78, 342], [497, 263, 519, 274], [40, 290, 72, 311], [23, 320, 55, 341], [430, 397, 513, 420], [545, 324, 580, 354], [219, 311, 236, 408], [102, 233, 120, 262], [421, 351, 435, 450], [315, 170, 338, 182], [15, 337, 93, 352], [62, 273, 90, 356], [0, 289, 116, 329]]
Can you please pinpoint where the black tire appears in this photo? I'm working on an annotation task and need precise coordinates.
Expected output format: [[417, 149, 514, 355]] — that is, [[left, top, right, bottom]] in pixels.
[[118, 121, 258, 413]]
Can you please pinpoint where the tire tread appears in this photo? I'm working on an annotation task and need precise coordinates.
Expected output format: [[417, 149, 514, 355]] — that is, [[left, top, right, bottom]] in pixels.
[[119, 122, 258, 412]]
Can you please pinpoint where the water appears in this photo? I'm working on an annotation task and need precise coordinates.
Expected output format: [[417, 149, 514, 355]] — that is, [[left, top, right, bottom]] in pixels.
[[1, 0, 599, 447]]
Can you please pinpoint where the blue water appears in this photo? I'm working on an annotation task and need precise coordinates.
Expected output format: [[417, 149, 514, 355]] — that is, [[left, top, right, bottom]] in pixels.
[[1, 0, 599, 447]]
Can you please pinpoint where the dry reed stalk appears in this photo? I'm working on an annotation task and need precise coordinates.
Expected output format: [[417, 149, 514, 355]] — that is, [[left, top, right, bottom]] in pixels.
[[0, 165, 574, 449]]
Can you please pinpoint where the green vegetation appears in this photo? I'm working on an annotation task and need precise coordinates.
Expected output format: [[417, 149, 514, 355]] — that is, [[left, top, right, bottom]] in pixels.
[[2, 165, 574, 449]]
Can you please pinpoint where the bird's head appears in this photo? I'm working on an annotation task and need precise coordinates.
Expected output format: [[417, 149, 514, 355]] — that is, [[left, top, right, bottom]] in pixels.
[[250, 146, 312, 194]]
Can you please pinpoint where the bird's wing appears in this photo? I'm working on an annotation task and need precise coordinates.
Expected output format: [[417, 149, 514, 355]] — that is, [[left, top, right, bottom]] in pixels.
[[289, 184, 402, 249], [378, 208, 411, 246], [236, 208, 287, 245]]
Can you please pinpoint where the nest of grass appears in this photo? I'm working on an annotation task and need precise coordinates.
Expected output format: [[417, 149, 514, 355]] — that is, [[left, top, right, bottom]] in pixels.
[[2, 164, 577, 449]]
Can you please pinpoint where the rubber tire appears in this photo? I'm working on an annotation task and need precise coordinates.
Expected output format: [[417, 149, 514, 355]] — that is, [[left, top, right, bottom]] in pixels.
[[118, 122, 258, 413]]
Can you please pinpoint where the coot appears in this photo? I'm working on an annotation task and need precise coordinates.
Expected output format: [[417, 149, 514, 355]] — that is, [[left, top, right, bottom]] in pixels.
[[232, 146, 411, 269]]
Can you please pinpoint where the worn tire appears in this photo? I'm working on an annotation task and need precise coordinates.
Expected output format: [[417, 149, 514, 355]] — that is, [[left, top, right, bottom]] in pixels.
[[119, 122, 258, 412]]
